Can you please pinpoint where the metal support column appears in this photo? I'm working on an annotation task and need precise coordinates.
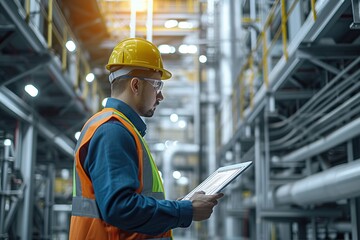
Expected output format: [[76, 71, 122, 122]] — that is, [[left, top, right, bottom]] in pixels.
[[15, 120, 37, 239], [348, 139, 360, 239], [255, 121, 264, 239], [44, 164, 55, 239]]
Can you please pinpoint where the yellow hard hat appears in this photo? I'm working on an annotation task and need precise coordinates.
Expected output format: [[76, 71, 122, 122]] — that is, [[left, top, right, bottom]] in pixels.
[[106, 38, 172, 80]]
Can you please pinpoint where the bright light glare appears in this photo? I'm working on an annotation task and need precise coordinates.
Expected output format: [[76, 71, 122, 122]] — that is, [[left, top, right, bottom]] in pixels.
[[66, 40, 76, 52], [173, 171, 182, 179], [86, 73, 95, 83], [199, 55, 207, 63], [178, 44, 198, 54], [164, 20, 178, 28], [178, 120, 187, 128], [159, 44, 176, 54], [25, 84, 38, 97], [61, 169, 70, 179], [170, 113, 179, 122], [102, 98, 108, 107], [177, 176, 189, 186], [178, 21, 193, 29], [4, 139, 11, 146], [134, 0, 147, 11], [75, 131, 81, 140]]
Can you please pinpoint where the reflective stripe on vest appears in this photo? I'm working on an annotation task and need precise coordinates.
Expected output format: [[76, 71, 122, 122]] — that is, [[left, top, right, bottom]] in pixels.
[[72, 108, 165, 218]]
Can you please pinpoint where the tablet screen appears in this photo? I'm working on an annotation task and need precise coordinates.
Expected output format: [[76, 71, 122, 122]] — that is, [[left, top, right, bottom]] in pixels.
[[182, 161, 252, 200]]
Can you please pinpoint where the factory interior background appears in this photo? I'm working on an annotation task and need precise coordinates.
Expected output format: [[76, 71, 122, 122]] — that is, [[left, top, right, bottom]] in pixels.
[[1, 0, 360, 239]]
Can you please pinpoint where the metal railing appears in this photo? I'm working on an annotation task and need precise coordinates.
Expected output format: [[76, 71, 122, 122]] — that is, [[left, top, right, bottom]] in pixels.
[[23, 0, 104, 112]]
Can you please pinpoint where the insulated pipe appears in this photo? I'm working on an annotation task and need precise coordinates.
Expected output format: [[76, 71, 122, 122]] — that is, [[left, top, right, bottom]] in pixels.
[[275, 159, 360, 205], [162, 144, 199, 200], [281, 117, 360, 162]]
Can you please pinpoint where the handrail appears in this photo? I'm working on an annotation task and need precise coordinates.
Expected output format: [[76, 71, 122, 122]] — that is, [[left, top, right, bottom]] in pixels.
[[234, 0, 315, 129], [22, 0, 104, 113]]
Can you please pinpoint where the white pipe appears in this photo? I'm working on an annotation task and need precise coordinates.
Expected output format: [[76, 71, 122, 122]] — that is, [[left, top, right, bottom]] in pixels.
[[281, 117, 360, 162], [275, 160, 360, 205], [146, 0, 153, 42], [130, 0, 136, 38], [162, 144, 199, 200]]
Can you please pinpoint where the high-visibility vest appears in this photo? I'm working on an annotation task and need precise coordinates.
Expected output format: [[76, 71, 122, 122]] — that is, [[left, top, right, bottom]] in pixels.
[[69, 108, 172, 239]]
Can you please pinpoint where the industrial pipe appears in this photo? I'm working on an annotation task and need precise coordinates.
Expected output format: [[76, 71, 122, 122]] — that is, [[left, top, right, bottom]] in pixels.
[[275, 159, 360, 205]]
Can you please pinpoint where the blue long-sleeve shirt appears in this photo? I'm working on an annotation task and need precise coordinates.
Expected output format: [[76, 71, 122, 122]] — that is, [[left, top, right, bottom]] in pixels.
[[83, 97, 193, 235]]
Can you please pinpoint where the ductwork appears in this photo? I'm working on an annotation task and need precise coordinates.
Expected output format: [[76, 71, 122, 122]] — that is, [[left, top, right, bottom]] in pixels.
[[275, 159, 360, 205]]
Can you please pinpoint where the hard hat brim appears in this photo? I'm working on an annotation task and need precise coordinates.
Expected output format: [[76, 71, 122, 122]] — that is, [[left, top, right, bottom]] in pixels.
[[106, 63, 172, 80]]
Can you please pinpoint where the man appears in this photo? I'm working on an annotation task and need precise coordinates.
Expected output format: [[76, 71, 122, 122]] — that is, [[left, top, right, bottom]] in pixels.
[[69, 38, 223, 239]]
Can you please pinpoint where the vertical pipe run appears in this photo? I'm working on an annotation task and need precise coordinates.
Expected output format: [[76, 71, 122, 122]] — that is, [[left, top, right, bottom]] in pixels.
[[17, 121, 37, 240], [146, 0, 153, 42], [254, 122, 263, 239], [348, 140, 360, 239], [130, 0, 137, 38]]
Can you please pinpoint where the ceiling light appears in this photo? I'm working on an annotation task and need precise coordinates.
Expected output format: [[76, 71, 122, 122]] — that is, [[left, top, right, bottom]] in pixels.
[[66, 40, 76, 52], [25, 84, 38, 97], [159, 44, 176, 54], [133, 0, 147, 11], [74, 131, 81, 140], [170, 113, 179, 122], [86, 73, 95, 83], [164, 20, 178, 28], [178, 120, 187, 128], [4, 139, 11, 146], [172, 171, 181, 180], [178, 44, 198, 54], [178, 21, 193, 29], [177, 176, 189, 186], [199, 55, 207, 63]]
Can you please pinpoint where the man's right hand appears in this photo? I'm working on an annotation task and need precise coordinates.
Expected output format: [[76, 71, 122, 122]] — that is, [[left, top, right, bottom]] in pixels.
[[190, 191, 224, 221]]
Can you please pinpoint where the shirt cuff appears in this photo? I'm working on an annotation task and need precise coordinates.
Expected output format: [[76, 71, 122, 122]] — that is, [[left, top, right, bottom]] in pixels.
[[177, 200, 193, 228]]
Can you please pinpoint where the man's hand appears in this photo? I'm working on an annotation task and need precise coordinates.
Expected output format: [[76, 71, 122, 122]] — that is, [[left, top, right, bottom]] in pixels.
[[190, 191, 224, 221]]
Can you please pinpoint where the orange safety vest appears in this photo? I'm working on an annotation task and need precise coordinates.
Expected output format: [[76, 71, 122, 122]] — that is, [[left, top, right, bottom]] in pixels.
[[69, 108, 172, 239]]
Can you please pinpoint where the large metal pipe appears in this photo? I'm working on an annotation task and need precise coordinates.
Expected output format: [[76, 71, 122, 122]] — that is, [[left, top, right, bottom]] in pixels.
[[275, 159, 360, 205], [280, 117, 360, 162]]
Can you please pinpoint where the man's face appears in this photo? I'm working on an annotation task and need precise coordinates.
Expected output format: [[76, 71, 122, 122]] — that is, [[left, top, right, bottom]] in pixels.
[[136, 71, 164, 117]]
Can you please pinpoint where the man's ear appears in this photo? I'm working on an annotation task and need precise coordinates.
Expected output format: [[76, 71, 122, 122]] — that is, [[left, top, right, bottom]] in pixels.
[[130, 78, 140, 95]]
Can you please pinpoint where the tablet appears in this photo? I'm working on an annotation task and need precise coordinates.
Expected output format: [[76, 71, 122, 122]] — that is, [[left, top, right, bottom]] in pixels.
[[182, 161, 253, 200]]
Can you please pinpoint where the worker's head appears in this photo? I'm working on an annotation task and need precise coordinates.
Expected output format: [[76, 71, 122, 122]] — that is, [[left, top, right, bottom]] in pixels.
[[106, 38, 172, 117]]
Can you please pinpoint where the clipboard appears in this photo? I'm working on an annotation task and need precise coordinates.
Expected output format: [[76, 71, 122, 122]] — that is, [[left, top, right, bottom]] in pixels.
[[181, 161, 253, 200]]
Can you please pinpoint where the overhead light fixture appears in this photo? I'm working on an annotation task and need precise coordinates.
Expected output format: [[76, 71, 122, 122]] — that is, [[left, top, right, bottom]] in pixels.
[[158, 44, 176, 54], [66, 40, 76, 52], [178, 44, 198, 54], [164, 20, 178, 28], [199, 55, 207, 63], [4, 139, 11, 146], [25, 84, 38, 97], [170, 113, 179, 122], [86, 73, 95, 83], [178, 21, 193, 29], [177, 176, 189, 186], [134, 0, 147, 11], [178, 120, 187, 128], [172, 171, 181, 180]]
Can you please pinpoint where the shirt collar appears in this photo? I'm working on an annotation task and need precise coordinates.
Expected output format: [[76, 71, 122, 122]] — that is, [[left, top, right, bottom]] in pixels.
[[105, 98, 147, 136]]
